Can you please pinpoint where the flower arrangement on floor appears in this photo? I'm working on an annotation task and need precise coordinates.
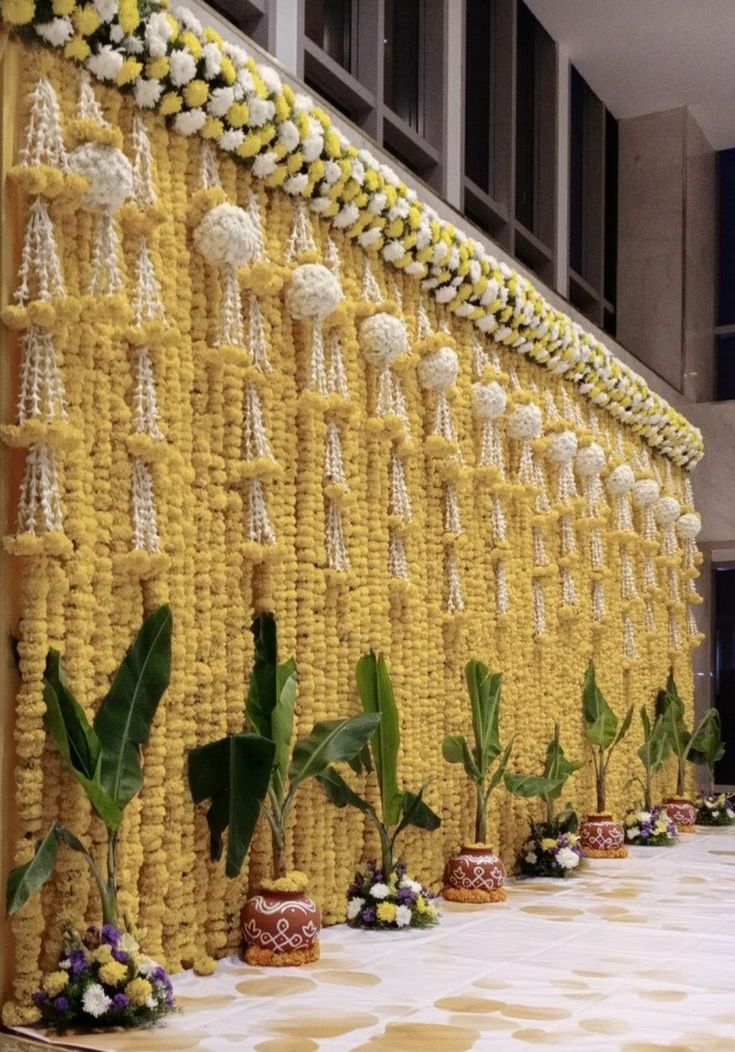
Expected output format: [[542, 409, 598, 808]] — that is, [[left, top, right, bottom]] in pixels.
[[623, 806, 677, 846], [696, 794, 735, 826], [188, 613, 379, 965], [6, 607, 174, 1028], [318, 651, 441, 929], [31, 924, 174, 1033], [441, 659, 513, 902], [346, 860, 439, 929], [579, 661, 633, 858], [506, 723, 584, 878]]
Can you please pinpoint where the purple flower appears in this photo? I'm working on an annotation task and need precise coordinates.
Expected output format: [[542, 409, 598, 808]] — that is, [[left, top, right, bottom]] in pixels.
[[347, 883, 361, 898], [31, 990, 47, 1005], [395, 861, 407, 878], [112, 993, 130, 1010], [361, 907, 376, 925], [52, 996, 69, 1012], [83, 925, 100, 948], [112, 948, 129, 964], [101, 924, 121, 946], [68, 948, 89, 978]]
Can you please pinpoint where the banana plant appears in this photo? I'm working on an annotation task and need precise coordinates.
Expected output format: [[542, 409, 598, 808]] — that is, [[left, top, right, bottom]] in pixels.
[[582, 660, 634, 813], [442, 659, 513, 843], [6, 605, 172, 925], [632, 707, 671, 810], [188, 613, 380, 880], [656, 668, 723, 796], [316, 652, 441, 876], [504, 723, 582, 834]]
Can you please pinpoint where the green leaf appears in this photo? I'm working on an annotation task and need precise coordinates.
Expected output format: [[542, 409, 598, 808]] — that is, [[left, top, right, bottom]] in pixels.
[[271, 659, 297, 789], [660, 692, 691, 761], [543, 723, 582, 792], [6, 825, 59, 916], [465, 660, 502, 774], [94, 605, 172, 815], [245, 613, 279, 740], [504, 772, 565, 798], [392, 784, 441, 842], [613, 705, 634, 748], [641, 707, 651, 740], [355, 652, 402, 826], [638, 710, 670, 775], [582, 661, 619, 749], [555, 804, 579, 835], [316, 766, 378, 821], [289, 713, 380, 789], [688, 708, 725, 768], [488, 738, 514, 792], [442, 734, 480, 781], [188, 732, 275, 878]]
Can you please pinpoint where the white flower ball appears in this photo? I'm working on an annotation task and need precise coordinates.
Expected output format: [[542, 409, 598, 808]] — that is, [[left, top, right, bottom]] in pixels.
[[631, 478, 660, 508], [547, 429, 578, 464], [471, 381, 507, 422], [506, 403, 543, 441], [194, 204, 258, 267], [653, 496, 682, 526], [359, 312, 408, 367], [285, 263, 342, 321], [676, 511, 702, 540], [417, 346, 459, 391], [606, 464, 635, 495], [68, 143, 133, 212], [575, 442, 605, 477]]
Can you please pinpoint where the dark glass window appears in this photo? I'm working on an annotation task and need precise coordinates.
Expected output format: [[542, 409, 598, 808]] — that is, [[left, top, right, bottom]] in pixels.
[[464, 0, 493, 189], [569, 67, 585, 275], [515, 1, 555, 246], [305, 0, 353, 71], [715, 567, 735, 785], [718, 149, 735, 328], [717, 334, 735, 400], [604, 111, 618, 307], [384, 0, 421, 132]]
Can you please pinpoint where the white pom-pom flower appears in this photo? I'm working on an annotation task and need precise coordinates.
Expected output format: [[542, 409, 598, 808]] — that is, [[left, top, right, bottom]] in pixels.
[[653, 496, 682, 525], [417, 346, 459, 391], [35, 17, 73, 45], [631, 478, 660, 508], [359, 312, 408, 367], [547, 429, 578, 464], [68, 143, 133, 212], [194, 204, 258, 267], [285, 264, 342, 321], [606, 464, 635, 495], [86, 44, 124, 81], [471, 381, 506, 422], [575, 442, 605, 477], [506, 403, 543, 441], [134, 79, 164, 109], [675, 511, 701, 540], [169, 49, 197, 87]]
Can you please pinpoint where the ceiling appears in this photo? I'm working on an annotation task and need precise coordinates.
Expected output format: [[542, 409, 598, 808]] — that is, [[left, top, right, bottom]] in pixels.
[[525, 0, 735, 149]]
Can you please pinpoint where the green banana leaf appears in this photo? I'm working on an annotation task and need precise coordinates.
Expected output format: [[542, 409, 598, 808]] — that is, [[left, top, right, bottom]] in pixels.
[[688, 708, 726, 769], [637, 708, 670, 774], [487, 738, 515, 792], [442, 734, 481, 781], [43, 659, 122, 831], [245, 613, 280, 739], [465, 660, 502, 774], [504, 772, 565, 798], [94, 604, 172, 815], [188, 732, 275, 878], [660, 693, 692, 760], [392, 785, 441, 842], [7, 825, 59, 916], [288, 713, 381, 789], [270, 658, 297, 794], [316, 766, 378, 821], [582, 661, 619, 749], [355, 652, 402, 826], [543, 723, 582, 799]]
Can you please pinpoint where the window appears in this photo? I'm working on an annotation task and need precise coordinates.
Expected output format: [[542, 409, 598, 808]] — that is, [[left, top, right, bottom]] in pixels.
[[568, 65, 618, 335], [716, 148, 735, 398], [305, 0, 353, 71], [714, 567, 735, 786], [207, 0, 267, 46]]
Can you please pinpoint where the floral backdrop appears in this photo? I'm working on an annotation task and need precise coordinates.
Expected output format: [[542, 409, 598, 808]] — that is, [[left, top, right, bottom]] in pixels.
[[0, 6, 704, 1019]]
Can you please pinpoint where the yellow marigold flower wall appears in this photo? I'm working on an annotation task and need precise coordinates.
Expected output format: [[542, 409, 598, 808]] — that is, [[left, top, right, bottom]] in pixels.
[[0, 42, 701, 1014]]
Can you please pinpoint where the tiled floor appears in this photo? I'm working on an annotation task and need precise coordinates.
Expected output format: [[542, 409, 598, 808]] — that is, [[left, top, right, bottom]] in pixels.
[[12, 828, 735, 1052]]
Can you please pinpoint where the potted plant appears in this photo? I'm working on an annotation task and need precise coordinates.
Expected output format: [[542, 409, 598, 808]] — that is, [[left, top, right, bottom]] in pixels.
[[691, 709, 733, 824], [579, 660, 633, 857], [441, 659, 513, 902], [7, 606, 176, 1031], [656, 669, 722, 832], [623, 708, 677, 846], [188, 612, 379, 966], [317, 651, 441, 929], [505, 723, 585, 878]]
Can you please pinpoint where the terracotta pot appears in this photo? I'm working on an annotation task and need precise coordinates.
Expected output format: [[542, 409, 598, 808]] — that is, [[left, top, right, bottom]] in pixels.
[[663, 798, 697, 832], [579, 814, 627, 858], [442, 845, 507, 903], [240, 889, 321, 966]]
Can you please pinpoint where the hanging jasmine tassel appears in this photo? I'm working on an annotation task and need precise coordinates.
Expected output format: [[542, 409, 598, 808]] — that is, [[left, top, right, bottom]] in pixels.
[[307, 319, 329, 396], [390, 452, 412, 520], [14, 197, 65, 306], [324, 236, 341, 280], [668, 611, 682, 652], [133, 239, 166, 327], [199, 140, 222, 189], [644, 599, 656, 633], [17, 328, 68, 423], [217, 264, 244, 347], [132, 347, 163, 439], [623, 611, 639, 660], [686, 605, 699, 640], [446, 547, 465, 613], [433, 388, 458, 444], [246, 190, 268, 263], [621, 547, 639, 603], [324, 420, 347, 487], [17, 443, 64, 534], [328, 330, 349, 397], [19, 77, 68, 170], [89, 211, 125, 296], [592, 580, 607, 622], [286, 196, 317, 261], [247, 295, 271, 372], [78, 69, 108, 125], [388, 529, 409, 579], [326, 499, 350, 571], [416, 300, 433, 341], [495, 560, 510, 618], [532, 579, 546, 638], [444, 483, 462, 536], [362, 255, 382, 302], [471, 334, 490, 378], [131, 458, 160, 552], [248, 478, 276, 546], [242, 384, 274, 462], [131, 114, 157, 209]]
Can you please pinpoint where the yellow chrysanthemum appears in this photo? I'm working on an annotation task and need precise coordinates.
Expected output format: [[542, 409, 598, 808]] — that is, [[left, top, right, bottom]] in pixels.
[[147, 56, 170, 79], [118, 0, 139, 32], [201, 117, 223, 139], [64, 35, 91, 60], [193, 956, 216, 976], [98, 961, 128, 987], [158, 91, 183, 116], [541, 838, 557, 851], [178, 30, 202, 58], [93, 944, 113, 964], [73, 4, 101, 35], [51, 0, 75, 14], [125, 977, 154, 1007], [377, 902, 397, 924], [226, 101, 249, 128], [42, 971, 69, 998], [183, 80, 208, 108], [1, 0, 35, 24], [116, 59, 143, 86], [219, 55, 236, 84]]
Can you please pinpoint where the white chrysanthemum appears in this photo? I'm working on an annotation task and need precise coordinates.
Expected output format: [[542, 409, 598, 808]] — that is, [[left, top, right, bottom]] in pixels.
[[278, 119, 300, 152], [524, 851, 537, 864], [346, 897, 364, 920], [395, 905, 412, 928], [302, 132, 324, 163], [399, 876, 422, 895], [575, 442, 605, 477], [252, 151, 278, 178], [606, 464, 635, 495], [359, 312, 408, 367], [68, 143, 133, 212], [248, 97, 276, 127], [145, 11, 175, 56], [284, 173, 309, 195], [93, 0, 117, 21], [639, 811, 652, 824], [109, 22, 123, 42], [177, 6, 203, 34], [471, 381, 506, 422], [119, 931, 139, 955], [653, 496, 681, 526], [631, 478, 660, 507], [285, 264, 342, 321], [82, 983, 111, 1019], [203, 41, 222, 79], [134, 78, 164, 109], [174, 109, 207, 136], [547, 429, 578, 464], [169, 49, 197, 87], [208, 86, 235, 117], [194, 204, 258, 267], [259, 64, 283, 95], [369, 882, 390, 900], [86, 44, 124, 81], [218, 129, 245, 152], [556, 847, 579, 870], [626, 826, 641, 842], [676, 511, 702, 540], [418, 346, 459, 391], [506, 403, 543, 441], [35, 17, 73, 45]]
